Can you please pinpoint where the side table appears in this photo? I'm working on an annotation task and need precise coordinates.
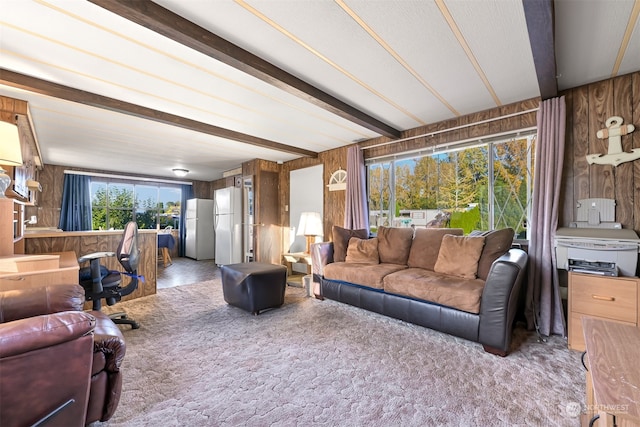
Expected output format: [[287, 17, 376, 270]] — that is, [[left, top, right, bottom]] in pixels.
[[282, 252, 312, 275]]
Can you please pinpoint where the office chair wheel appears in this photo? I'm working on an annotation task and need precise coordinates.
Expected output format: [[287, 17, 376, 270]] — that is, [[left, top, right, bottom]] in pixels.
[[109, 312, 140, 329]]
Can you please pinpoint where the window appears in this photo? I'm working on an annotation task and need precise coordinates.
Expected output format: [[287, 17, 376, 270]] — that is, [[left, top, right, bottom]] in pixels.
[[90, 181, 182, 230], [367, 133, 535, 239]]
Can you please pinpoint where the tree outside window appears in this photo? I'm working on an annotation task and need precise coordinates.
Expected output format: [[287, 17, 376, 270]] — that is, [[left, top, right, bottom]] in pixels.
[[90, 181, 182, 230], [367, 134, 535, 238]]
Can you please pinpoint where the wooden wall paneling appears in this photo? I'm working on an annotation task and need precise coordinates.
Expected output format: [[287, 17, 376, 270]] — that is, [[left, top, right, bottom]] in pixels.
[[559, 90, 574, 227], [588, 79, 615, 199], [322, 146, 348, 234], [255, 169, 280, 264], [572, 85, 591, 216], [191, 180, 212, 199], [519, 98, 540, 128], [612, 75, 634, 228], [634, 73, 640, 231], [0, 96, 28, 115], [468, 109, 492, 139]]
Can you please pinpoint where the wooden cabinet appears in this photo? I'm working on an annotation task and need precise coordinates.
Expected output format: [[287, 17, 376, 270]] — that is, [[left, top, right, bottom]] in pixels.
[[0, 251, 79, 291], [0, 198, 25, 256], [568, 272, 639, 351]]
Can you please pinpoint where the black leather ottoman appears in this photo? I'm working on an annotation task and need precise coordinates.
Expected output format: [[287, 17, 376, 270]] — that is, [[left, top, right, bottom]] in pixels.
[[221, 263, 287, 315]]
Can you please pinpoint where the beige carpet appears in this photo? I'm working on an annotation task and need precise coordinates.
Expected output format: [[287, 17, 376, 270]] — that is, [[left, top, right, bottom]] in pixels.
[[98, 279, 585, 426]]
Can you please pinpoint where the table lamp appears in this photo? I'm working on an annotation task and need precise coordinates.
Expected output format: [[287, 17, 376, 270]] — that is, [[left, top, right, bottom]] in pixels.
[[297, 212, 323, 254], [0, 121, 23, 198]]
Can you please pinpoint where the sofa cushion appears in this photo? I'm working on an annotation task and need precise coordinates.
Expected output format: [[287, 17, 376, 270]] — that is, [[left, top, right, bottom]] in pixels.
[[346, 237, 379, 264], [383, 268, 485, 314], [407, 228, 464, 271], [434, 235, 486, 279], [332, 226, 369, 262], [476, 228, 515, 280], [324, 262, 407, 289], [376, 226, 414, 265]]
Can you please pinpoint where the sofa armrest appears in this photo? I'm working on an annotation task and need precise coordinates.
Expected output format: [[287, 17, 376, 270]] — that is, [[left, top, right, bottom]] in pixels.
[[91, 310, 126, 371], [89, 310, 126, 422], [0, 311, 96, 358], [0, 284, 85, 323], [478, 248, 528, 355], [310, 242, 334, 282]]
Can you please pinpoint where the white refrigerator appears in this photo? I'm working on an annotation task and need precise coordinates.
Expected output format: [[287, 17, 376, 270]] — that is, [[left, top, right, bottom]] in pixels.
[[185, 198, 215, 260], [215, 186, 242, 266]]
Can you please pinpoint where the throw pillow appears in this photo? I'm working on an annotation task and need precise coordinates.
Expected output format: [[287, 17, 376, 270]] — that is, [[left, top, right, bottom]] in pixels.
[[476, 228, 515, 280], [407, 228, 464, 270], [345, 237, 379, 264], [376, 226, 414, 265], [332, 225, 368, 262], [434, 235, 486, 279]]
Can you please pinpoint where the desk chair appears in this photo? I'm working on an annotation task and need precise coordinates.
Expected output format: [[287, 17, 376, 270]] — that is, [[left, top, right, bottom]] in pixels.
[[79, 221, 141, 329]]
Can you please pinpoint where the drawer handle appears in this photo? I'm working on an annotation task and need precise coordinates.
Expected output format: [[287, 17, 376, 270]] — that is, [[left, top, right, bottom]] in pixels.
[[4, 276, 25, 281], [591, 294, 614, 302]]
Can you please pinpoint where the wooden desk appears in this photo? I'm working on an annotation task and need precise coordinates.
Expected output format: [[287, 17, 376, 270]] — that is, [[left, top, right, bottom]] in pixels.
[[0, 251, 79, 291], [583, 317, 640, 426]]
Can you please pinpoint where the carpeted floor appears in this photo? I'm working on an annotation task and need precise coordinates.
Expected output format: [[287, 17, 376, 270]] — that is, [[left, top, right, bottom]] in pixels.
[[99, 279, 585, 427]]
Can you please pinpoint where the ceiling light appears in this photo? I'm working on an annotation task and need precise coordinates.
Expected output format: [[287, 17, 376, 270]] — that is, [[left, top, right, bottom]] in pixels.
[[172, 168, 189, 177]]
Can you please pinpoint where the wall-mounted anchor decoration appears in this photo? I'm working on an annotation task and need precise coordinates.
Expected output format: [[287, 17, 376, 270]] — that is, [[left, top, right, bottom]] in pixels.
[[586, 116, 637, 167]]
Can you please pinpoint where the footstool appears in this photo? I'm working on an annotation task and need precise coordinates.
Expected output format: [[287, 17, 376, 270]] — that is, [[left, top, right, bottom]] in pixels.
[[221, 263, 287, 315]]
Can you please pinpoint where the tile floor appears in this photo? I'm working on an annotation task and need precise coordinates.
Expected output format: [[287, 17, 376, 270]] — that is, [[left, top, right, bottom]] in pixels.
[[156, 257, 307, 290], [156, 257, 219, 289]]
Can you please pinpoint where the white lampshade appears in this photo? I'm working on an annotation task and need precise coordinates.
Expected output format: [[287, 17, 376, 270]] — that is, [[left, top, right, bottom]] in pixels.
[[297, 212, 323, 237], [0, 121, 23, 166]]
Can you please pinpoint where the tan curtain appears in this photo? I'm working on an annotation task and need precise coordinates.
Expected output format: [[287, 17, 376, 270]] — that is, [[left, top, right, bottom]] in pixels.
[[525, 96, 566, 336], [344, 146, 369, 230]]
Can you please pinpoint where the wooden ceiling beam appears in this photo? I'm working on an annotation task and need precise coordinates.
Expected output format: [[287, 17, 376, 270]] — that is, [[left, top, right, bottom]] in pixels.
[[0, 69, 317, 158], [88, 0, 401, 139], [522, 0, 558, 100]]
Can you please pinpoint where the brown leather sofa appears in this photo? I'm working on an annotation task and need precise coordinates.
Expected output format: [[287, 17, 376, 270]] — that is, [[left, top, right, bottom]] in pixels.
[[312, 226, 528, 356], [0, 284, 126, 426]]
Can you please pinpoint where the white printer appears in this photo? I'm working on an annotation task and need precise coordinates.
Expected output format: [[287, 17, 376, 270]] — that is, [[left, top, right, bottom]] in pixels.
[[554, 199, 640, 277]]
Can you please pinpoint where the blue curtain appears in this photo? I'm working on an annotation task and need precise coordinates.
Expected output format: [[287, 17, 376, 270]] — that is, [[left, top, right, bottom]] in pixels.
[[59, 173, 92, 231], [178, 184, 194, 257]]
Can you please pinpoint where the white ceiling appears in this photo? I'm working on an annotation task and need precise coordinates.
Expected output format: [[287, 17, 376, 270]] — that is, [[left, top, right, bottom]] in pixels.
[[1, 0, 638, 181]]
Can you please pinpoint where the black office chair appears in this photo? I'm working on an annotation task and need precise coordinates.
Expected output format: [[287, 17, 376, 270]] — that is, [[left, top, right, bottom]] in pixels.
[[78, 221, 141, 329]]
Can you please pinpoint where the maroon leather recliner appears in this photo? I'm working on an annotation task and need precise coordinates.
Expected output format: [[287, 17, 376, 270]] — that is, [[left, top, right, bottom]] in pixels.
[[0, 284, 126, 426]]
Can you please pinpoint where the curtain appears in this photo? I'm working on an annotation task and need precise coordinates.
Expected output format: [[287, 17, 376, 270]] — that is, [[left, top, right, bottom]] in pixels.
[[58, 173, 93, 231], [525, 96, 566, 337], [344, 145, 369, 230], [178, 184, 194, 257]]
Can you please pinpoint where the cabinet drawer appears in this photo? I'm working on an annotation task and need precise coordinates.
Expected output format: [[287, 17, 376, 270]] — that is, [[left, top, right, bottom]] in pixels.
[[0, 268, 78, 291], [570, 275, 637, 323]]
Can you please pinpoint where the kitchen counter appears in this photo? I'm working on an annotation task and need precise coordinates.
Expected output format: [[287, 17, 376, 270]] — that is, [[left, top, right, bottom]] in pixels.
[[24, 229, 158, 300]]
